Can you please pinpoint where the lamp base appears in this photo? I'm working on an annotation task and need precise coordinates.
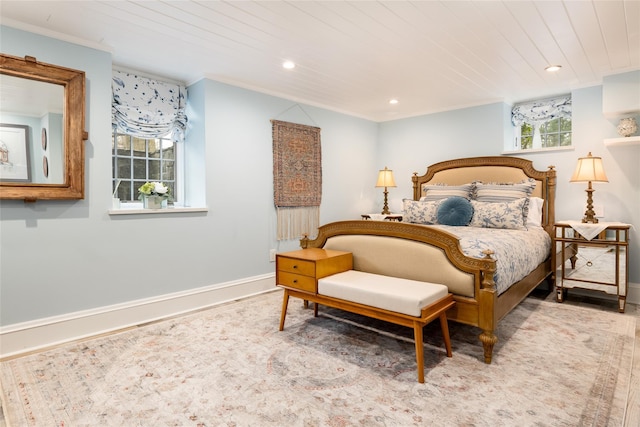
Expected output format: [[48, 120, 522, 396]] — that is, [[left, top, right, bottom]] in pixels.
[[581, 186, 598, 223], [581, 215, 598, 224], [381, 188, 391, 215]]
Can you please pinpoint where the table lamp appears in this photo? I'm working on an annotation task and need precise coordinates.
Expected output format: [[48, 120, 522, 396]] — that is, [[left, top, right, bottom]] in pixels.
[[376, 166, 396, 215], [570, 152, 608, 223]]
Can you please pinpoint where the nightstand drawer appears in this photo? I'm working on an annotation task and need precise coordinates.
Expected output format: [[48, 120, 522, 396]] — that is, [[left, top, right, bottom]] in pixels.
[[277, 271, 316, 292], [278, 257, 316, 276]]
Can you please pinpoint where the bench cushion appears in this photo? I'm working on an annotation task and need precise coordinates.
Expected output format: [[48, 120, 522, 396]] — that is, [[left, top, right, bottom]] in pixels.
[[317, 270, 448, 317]]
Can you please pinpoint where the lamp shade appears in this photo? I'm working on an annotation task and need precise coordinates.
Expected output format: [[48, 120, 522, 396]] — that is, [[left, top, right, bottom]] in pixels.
[[376, 167, 396, 187], [570, 152, 608, 183]]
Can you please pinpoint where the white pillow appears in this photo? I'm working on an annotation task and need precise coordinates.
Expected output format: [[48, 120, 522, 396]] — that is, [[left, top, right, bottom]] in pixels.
[[526, 197, 544, 228]]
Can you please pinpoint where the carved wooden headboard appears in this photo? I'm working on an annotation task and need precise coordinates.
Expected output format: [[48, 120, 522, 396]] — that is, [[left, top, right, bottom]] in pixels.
[[411, 156, 556, 232]]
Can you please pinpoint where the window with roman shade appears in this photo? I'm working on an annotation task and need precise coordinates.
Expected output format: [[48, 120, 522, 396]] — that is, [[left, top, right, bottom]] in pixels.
[[111, 70, 188, 204], [511, 95, 572, 150], [111, 70, 187, 142]]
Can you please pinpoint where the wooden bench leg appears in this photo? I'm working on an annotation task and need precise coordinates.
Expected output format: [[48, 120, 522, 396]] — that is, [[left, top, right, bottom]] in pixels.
[[439, 312, 452, 357], [413, 321, 425, 383], [279, 289, 290, 331]]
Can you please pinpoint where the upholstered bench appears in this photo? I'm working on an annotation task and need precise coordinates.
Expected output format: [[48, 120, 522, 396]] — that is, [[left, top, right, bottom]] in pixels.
[[279, 268, 455, 383]]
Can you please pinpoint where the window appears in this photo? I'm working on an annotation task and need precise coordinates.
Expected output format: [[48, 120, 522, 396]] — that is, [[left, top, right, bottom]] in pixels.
[[111, 69, 187, 207], [112, 132, 176, 202], [517, 117, 572, 150], [512, 95, 571, 150]]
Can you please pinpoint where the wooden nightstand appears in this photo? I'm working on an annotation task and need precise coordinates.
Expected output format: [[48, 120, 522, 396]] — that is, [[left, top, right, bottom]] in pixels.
[[554, 222, 630, 312], [276, 248, 353, 294], [276, 248, 353, 330]]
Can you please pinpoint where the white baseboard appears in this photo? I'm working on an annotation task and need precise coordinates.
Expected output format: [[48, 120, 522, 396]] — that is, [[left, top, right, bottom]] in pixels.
[[0, 274, 277, 359]]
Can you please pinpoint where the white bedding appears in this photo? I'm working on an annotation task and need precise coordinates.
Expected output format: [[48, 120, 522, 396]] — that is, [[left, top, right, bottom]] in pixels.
[[430, 225, 552, 295]]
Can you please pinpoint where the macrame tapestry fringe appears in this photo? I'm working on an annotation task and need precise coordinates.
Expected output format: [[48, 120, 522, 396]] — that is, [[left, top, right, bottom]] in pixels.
[[277, 206, 319, 241]]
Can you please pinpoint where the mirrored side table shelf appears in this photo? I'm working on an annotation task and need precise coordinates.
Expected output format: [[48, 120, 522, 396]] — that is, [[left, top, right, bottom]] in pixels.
[[554, 222, 630, 312]]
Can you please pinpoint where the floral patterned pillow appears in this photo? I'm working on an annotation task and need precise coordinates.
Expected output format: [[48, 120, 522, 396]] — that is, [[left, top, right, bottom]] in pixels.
[[469, 198, 529, 230], [402, 199, 441, 225]]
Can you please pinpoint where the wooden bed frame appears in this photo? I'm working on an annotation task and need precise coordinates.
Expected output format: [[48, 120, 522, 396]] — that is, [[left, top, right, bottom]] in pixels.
[[300, 156, 558, 363]]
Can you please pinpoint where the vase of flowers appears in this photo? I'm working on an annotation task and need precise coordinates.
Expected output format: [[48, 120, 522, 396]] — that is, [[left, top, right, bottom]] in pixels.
[[138, 182, 170, 209]]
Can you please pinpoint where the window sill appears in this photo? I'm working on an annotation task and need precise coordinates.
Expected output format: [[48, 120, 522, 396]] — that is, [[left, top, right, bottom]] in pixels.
[[502, 146, 574, 155], [108, 205, 208, 215]]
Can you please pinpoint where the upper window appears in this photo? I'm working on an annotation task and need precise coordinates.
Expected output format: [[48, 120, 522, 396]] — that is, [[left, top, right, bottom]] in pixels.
[[512, 95, 571, 150]]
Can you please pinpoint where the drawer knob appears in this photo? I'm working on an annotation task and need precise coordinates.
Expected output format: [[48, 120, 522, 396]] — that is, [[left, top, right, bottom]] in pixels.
[[293, 265, 298, 269], [293, 280, 298, 283]]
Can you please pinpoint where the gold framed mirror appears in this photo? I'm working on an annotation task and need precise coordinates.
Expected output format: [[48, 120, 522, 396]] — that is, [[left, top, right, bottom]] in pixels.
[[0, 53, 87, 201]]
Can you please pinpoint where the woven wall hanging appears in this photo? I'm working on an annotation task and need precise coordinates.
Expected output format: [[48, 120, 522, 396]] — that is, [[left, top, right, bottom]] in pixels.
[[272, 119, 322, 241]]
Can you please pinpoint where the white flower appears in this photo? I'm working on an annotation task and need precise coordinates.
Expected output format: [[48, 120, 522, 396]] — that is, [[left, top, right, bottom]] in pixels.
[[138, 181, 171, 200], [152, 182, 168, 194]]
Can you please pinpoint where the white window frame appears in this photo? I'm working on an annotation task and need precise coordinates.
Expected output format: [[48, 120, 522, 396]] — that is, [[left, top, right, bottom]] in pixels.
[[514, 117, 572, 150], [112, 131, 183, 208]]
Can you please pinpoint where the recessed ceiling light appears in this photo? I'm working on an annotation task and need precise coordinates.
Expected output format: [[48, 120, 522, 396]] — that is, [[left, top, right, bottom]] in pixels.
[[282, 61, 295, 69], [545, 65, 562, 72], [389, 99, 399, 105]]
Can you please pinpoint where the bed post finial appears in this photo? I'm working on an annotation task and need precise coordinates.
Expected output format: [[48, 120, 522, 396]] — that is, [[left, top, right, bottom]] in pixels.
[[546, 165, 557, 230], [412, 172, 420, 201], [300, 233, 309, 249]]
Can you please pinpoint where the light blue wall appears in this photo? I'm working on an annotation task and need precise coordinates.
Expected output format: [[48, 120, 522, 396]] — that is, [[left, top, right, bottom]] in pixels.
[[377, 102, 507, 212], [1, 25, 638, 327], [0, 26, 378, 325]]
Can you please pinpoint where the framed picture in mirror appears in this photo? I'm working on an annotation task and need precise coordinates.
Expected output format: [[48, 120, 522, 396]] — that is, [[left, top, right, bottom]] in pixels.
[[0, 123, 31, 182]]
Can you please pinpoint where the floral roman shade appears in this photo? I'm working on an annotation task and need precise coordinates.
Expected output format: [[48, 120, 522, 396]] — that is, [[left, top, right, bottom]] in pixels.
[[112, 70, 187, 142], [511, 95, 571, 126]]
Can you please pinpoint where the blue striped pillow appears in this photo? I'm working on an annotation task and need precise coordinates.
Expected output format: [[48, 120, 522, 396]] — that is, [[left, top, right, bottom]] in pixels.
[[420, 183, 473, 201], [474, 178, 536, 202]]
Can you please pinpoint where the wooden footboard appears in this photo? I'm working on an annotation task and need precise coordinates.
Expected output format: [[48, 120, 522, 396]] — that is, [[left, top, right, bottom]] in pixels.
[[300, 220, 500, 362]]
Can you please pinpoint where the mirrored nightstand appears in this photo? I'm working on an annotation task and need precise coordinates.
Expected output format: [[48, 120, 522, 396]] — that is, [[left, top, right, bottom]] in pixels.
[[554, 221, 630, 312]]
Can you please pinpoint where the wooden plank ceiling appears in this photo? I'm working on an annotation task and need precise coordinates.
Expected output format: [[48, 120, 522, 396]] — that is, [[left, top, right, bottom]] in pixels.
[[1, 1, 638, 121]]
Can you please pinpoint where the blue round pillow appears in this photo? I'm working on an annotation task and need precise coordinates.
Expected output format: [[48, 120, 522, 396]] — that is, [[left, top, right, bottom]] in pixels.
[[437, 196, 474, 226]]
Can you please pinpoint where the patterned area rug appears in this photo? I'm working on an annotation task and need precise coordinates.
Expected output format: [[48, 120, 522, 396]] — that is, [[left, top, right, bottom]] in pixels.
[[0, 290, 635, 426]]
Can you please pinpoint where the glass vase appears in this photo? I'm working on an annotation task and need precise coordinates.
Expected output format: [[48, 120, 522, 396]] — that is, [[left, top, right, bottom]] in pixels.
[[143, 195, 163, 209]]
